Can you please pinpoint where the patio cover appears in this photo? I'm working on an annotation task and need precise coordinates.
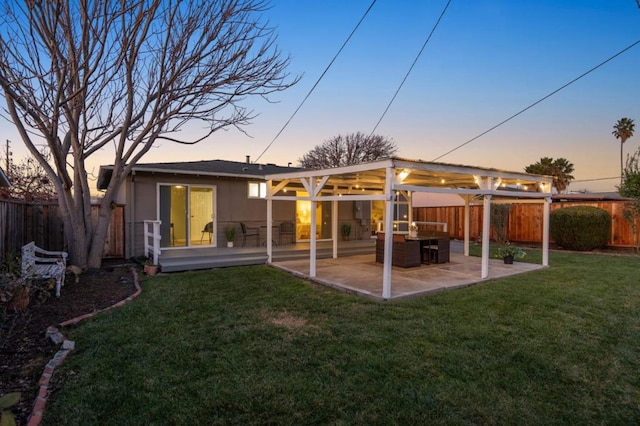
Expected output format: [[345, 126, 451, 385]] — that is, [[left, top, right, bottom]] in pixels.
[[265, 157, 553, 299]]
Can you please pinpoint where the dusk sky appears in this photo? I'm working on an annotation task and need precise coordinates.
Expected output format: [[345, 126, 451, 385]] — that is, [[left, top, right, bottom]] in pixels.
[[2, 0, 639, 192]]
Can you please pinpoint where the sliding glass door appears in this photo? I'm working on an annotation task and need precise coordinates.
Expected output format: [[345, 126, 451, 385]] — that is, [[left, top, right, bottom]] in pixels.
[[158, 184, 216, 248], [295, 191, 332, 241], [370, 193, 410, 236]]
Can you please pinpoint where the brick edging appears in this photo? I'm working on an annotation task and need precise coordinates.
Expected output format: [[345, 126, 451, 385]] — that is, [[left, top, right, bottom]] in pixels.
[[26, 267, 142, 426]]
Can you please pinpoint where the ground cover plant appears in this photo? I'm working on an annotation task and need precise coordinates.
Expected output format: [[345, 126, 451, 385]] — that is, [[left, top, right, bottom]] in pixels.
[[43, 252, 640, 425]]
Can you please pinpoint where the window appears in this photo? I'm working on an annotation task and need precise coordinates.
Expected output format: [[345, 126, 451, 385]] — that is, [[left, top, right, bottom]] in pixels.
[[248, 181, 267, 199]]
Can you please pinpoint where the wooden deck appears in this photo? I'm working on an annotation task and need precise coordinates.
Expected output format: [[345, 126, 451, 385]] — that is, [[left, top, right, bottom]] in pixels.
[[158, 239, 376, 272]]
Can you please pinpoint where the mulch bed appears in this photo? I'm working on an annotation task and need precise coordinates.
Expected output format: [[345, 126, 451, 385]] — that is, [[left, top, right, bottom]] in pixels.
[[0, 260, 139, 425]]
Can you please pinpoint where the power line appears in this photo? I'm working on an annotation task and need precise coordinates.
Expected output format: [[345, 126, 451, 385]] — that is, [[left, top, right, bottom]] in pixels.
[[432, 38, 640, 162], [368, 0, 452, 137], [254, 0, 377, 163]]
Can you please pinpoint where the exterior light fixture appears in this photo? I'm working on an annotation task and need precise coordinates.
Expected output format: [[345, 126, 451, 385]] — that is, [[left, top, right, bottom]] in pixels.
[[398, 169, 410, 182]]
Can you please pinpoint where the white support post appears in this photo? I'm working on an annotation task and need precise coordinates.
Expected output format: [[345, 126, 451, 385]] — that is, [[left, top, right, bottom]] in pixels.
[[542, 196, 551, 266], [332, 199, 338, 258], [309, 177, 318, 277], [310, 199, 317, 277], [463, 195, 471, 257], [407, 190, 413, 226], [382, 168, 395, 299], [267, 193, 273, 263], [481, 194, 492, 279]]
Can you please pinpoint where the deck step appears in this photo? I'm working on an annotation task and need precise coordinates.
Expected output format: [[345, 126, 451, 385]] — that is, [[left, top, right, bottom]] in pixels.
[[157, 240, 376, 273], [160, 255, 268, 272]]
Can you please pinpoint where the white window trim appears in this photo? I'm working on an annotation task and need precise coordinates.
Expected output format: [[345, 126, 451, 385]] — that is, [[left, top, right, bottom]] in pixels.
[[248, 181, 267, 199]]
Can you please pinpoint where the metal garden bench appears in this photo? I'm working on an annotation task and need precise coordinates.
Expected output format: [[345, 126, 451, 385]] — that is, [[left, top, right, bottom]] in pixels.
[[21, 241, 68, 297]]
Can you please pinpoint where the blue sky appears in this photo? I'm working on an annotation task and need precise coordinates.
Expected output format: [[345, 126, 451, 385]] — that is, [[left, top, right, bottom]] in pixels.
[[2, 0, 639, 192]]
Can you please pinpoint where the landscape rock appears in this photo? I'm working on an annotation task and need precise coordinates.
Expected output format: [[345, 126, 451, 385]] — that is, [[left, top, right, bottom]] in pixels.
[[45, 326, 65, 345], [61, 340, 75, 350]]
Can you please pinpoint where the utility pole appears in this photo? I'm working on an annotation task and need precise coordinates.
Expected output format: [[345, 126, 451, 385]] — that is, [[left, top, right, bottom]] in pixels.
[[5, 139, 11, 171]]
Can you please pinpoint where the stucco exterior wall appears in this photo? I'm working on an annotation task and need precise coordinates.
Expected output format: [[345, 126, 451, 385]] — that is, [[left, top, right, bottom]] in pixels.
[[127, 172, 295, 257]]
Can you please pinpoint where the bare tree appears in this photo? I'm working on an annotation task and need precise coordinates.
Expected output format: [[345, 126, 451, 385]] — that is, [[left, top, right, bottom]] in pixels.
[[0, 0, 297, 268], [299, 132, 398, 169], [0, 152, 57, 201]]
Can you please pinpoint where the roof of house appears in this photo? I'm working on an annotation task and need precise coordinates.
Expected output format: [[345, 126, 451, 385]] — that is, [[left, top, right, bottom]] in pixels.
[[97, 159, 305, 190], [0, 167, 10, 187], [552, 192, 631, 202]]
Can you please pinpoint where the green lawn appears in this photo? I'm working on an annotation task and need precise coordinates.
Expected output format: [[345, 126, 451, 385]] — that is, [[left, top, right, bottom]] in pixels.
[[44, 251, 640, 425]]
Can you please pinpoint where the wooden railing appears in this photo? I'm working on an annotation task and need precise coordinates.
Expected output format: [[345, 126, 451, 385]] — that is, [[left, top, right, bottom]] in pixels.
[[143, 220, 162, 265]]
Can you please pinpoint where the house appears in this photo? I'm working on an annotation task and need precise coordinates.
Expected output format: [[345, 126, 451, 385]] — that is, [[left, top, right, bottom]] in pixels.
[[0, 167, 10, 188], [0, 167, 10, 199], [99, 156, 553, 299], [551, 192, 630, 202], [97, 157, 371, 260]]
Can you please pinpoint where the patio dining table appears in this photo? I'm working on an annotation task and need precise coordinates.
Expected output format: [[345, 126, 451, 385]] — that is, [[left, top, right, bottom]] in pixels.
[[405, 235, 450, 264]]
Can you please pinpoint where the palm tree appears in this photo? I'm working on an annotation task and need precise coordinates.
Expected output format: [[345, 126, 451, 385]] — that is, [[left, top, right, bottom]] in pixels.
[[612, 117, 635, 184], [524, 157, 575, 193], [551, 158, 575, 193]]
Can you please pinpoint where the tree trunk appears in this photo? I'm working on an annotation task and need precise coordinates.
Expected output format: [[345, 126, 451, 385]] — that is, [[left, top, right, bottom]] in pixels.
[[621, 141, 624, 185], [87, 197, 115, 269], [86, 169, 123, 269], [53, 184, 87, 268]]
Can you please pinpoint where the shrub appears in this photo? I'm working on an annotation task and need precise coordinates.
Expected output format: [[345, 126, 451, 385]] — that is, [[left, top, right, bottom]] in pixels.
[[550, 206, 611, 251]]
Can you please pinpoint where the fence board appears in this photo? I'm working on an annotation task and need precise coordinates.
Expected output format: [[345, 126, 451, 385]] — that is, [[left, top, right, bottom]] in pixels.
[[414, 200, 638, 247], [0, 200, 125, 263]]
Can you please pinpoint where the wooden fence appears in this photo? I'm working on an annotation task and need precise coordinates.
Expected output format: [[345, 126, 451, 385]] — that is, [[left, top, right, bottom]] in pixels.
[[413, 200, 637, 247], [0, 199, 125, 262]]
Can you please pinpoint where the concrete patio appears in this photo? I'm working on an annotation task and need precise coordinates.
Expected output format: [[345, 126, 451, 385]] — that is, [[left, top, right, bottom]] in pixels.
[[272, 247, 546, 300]]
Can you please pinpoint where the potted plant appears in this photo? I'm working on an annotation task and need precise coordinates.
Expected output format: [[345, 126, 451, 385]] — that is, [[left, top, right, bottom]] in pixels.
[[496, 243, 526, 264], [224, 224, 235, 248], [341, 223, 351, 241], [144, 258, 159, 275]]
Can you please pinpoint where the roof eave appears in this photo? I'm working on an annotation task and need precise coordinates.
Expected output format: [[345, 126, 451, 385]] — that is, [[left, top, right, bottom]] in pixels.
[[96, 164, 294, 190]]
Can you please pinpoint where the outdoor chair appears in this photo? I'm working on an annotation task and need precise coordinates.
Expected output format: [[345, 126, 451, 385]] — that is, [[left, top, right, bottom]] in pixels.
[[240, 222, 260, 247], [279, 221, 296, 244], [21, 241, 68, 297], [200, 221, 214, 243]]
